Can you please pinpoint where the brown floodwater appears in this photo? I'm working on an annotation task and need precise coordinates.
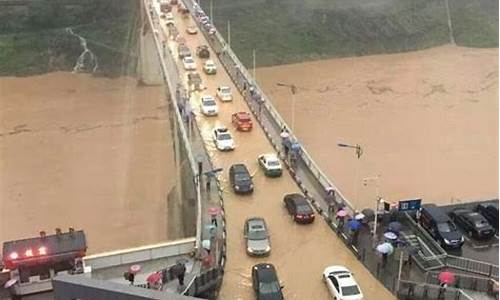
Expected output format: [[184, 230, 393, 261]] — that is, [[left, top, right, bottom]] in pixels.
[[162, 6, 395, 300], [0, 72, 174, 254], [257, 45, 499, 210]]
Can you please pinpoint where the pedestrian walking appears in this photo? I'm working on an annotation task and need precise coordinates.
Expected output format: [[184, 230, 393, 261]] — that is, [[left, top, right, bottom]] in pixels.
[[171, 262, 187, 287], [257, 96, 264, 118], [280, 127, 290, 157], [211, 214, 218, 227]]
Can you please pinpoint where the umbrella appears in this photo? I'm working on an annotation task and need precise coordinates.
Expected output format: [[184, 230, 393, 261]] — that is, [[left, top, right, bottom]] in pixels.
[[384, 231, 398, 240], [4, 279, 17, 288], [147, 272, 162, 284], [361, 208, 375, 222], [208, 207, 220, 216], [347, 219, 362, 231], [336, 209, 348, 217], [129, 264, 141, 274], [438, 271, 456, 285], [354, 213, 365, 220], [376, 242, 394, 255], [202, 239, 211, 251], [388, 221, 402, 233]]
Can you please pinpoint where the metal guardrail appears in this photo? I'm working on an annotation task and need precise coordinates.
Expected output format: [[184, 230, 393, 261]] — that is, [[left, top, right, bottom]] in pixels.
[[445, 255, 499, 279], [143, 0, 203, 255], [426, 271, 498, 293], [398, 280, 476, 300]]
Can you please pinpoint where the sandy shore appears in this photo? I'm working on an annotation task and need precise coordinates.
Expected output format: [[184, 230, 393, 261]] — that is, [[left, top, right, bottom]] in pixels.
[[257, 45, 498, 209], [0, 72, 173, 254]]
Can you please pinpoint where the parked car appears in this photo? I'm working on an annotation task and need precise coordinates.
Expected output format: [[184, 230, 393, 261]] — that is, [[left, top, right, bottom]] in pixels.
[[477, 202, 499, 231], [231, 112, 253, 131], [186, 25, 198, 35], [229, 164, 253, 194], [244, 217, 271, 256], [196, 45, 210, 59], [187, 72, 202, 91], [252, 264, 284, 300], [200, 95, 218, 116], [449, 208, 495, 240], [203, 60, 217, 75], [420, 204, 464, 249], [164, 12, 174, 25], [258, 153, 282, 177], [216, 86, 232, 102], [177, 44, 191, 59], [283, 193, 315, 224], [323, 265, 363, 300], [182, 56, 196, 71], [212, 127, 235, 151]]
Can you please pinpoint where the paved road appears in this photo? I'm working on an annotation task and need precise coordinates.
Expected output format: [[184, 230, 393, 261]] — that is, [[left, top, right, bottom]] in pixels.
[[152, 2, 396, 299]]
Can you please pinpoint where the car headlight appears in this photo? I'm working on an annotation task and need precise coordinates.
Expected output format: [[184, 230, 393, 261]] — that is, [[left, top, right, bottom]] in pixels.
[[235, 185, 240, 190], [461, 236, 465, 242], [247, 247, 254, 253], [249, 184, 254, 189], [443, 238, 451, 244], [265, 246, 271, 252]]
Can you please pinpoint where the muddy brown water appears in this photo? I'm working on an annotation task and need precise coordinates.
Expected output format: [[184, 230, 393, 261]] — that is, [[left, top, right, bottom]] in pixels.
[[161, 6, 396, 300], [257, 45, 499, 210], [0, 72, 175, 254]]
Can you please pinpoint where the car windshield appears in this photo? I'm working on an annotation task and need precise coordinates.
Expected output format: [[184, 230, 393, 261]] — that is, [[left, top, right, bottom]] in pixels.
[[220, 87, 230, 94], [203, 100, 216, 106], [235, 173, 250, 181], [437, 221, 455, 232], [268, 160, 280, 166], [185, 57, 193, 63], [341, 285, 361, 296], [248, 227, 267, 240], [259, 282, 280, 294], [218, 133, 231, 140], [296, 204, 311, 214]]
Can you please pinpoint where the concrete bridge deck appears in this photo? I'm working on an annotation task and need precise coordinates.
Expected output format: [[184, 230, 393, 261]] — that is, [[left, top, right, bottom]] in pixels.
[[150, 1, 395, 299]]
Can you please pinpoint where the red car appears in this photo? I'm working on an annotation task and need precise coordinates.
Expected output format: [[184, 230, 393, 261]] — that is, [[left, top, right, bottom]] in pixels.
[[284, 193, 315, 224], [232, 112, 253, 131]]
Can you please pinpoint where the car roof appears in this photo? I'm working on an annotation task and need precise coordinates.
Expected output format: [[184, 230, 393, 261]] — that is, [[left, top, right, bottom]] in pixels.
[[247, 218, 266, 229], [422, 204, 450, 222], [232, 163, 249, 172], [325, 266, 357, 286], [262, 153, 279, 161], [253, 263, 278, 283], [286, 193, 306, 203]]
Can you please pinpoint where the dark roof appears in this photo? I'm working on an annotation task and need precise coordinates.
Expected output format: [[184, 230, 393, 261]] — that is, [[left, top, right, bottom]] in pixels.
[[422, 204, 450, 222], [286, 193, 307, 204], [3, 230, 86, 258], [254, 263, 278, 283], [232, 164, 249, 173]]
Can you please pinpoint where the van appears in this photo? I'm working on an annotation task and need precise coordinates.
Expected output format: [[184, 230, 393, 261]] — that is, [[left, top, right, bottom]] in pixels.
[[419, 204, 464, 249]]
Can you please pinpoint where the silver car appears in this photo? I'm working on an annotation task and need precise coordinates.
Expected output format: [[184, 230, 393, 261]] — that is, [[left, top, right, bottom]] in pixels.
[[244, 217, 271, 256]]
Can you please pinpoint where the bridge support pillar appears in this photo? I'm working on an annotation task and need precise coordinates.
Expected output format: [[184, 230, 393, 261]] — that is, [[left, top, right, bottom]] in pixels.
[[137, 0, 163, 85]]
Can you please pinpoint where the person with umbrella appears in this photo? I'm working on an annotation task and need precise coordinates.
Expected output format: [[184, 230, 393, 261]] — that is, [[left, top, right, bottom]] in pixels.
[[336, 209, 348, 233], [376, 242, 394, 267], [347, 218, 362, 245], [438, 270, 455, 300], [170, 261, 187, 287]]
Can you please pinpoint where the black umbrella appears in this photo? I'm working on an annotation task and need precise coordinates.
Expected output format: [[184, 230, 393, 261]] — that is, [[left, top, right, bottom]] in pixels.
[[361, 208, 375, 223]]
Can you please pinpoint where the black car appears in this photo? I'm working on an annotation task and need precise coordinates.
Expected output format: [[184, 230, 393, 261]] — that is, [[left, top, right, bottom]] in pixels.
[[283, 193, 315, 224], [252, 263, 284, 300], [450, 208, 495, 240], [229, 164, 253, 194], [420, 204, 464, 249], [196, 45, 210, 59], [477, 202, 498, 231]]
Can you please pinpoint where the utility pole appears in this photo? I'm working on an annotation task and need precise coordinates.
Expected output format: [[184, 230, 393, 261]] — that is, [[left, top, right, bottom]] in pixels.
[[252, 49, 256, 80], [227, 20, 231, 47], [210, 0, 213, 23]]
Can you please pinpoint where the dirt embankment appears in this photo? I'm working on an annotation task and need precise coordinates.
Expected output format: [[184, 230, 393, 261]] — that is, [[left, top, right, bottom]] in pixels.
[[257, 45, 498, 209], [0, 72, 174, 253]]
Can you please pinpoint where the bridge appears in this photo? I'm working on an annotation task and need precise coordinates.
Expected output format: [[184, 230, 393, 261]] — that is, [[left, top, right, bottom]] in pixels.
[[139, 0, 395, 299]]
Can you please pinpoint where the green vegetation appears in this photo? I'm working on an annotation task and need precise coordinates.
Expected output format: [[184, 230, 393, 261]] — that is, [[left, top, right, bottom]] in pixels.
[[0, 0, 139, 76], [206, 0, 498, 67]]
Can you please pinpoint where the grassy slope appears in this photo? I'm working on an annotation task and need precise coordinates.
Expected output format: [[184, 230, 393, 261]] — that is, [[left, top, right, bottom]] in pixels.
[[206, 0, 498, 67], [0, 0, 140, 76]]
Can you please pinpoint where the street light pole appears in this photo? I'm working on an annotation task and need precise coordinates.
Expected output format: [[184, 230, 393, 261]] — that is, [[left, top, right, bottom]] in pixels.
[[227, 20, 231, 47], [276, 83, 299, 131], [252, 49, 256, 80], [209, 0, 213, 22], [363, 175, 382, 237]]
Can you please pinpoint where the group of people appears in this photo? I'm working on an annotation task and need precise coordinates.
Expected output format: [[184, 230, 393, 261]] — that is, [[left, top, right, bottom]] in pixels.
[[124, 261, 187, 290]]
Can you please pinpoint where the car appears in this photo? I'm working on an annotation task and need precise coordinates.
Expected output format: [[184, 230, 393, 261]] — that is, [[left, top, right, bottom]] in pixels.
[[252, 263, 284, 300], [203, 60, 217, 75], [187, 72, 203, 91], [258, 153, 282, 177], [229, 164, 253, 194], [186, 25, 198, 35], [182, 56, 196, 71], [283, 193, 315, 224], [323, 266, 363, 300], [449, 208, 495, 240], [477, 202, 498, 231], [216, 86, 233, 102], [196, 45, 210, 59], [200, 95, 218, 116], [165, 12, 174, 25], [177, 44, 191, 59], [231, 112, 253, 131], [419, 204, 464, 249], [212, 127, 235, 151], [244, 218, 271, 256]]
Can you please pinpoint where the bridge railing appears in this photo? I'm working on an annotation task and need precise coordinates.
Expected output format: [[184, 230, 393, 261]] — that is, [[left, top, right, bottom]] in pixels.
[[181, 0, 356, 215]]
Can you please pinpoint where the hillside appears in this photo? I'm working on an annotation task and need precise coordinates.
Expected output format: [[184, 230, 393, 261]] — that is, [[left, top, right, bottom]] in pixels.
[[205, 0, 498, 67]]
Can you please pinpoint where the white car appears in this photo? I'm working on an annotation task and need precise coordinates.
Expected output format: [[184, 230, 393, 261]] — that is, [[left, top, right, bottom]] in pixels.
[[323, 266, 363, 300], [257, 153, 282, 177], [216, 86, 232, 102], [165, 13, 174, 25], [212, 127, 235, 151], [200, 95, 218, 116], [203, 60, 217, 75], [182, 56, 196, 71]]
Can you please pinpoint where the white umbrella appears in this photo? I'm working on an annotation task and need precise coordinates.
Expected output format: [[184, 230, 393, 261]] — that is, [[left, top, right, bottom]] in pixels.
[[354, 213, 365, 220], [376, 242, 394, 255]]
